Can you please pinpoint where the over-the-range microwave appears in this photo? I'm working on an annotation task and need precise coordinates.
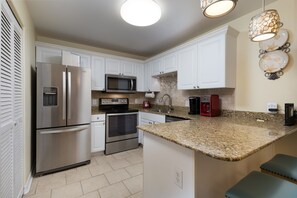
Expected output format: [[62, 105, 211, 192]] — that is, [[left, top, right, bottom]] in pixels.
[[105, 74, 137, 93]]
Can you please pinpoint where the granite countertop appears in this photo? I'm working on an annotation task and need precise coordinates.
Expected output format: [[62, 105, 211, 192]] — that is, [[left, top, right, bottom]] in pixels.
[[136, 106, 297, 162]]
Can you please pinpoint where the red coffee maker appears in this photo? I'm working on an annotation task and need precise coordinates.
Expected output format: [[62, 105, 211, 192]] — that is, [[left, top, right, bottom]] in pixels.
[[200, 95, 220, 117]]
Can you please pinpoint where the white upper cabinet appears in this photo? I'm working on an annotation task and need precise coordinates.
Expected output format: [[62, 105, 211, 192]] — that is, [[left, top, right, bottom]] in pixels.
[[62, 51, 91, 68], [105, 58, 135, 76], [149, 52, 178, 77], [178, 26, 239, 90], [36, 46, 62, 64], [163, 52, 178, 73], [197, 27, 238, 88], [151, 59, 163, 76], [144, 63, 160, 92], [105, 58, 121, 75], [77, 53, 91, 68], [91, 56, 105, 91], [120, 60, 135, 76], [177, 43, 198, 90], [134, 63, 145, 92]]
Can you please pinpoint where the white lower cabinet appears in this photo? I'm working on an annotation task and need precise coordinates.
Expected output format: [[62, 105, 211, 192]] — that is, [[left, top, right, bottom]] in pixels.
[[91, 114, 106, 153], [138, 112, 165, 144]]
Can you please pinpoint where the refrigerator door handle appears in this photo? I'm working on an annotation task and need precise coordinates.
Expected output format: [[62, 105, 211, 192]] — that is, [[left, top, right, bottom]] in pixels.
[[62, 71, 66, 120], [39, 125, 89, 135], [68, 71, 72, 120]]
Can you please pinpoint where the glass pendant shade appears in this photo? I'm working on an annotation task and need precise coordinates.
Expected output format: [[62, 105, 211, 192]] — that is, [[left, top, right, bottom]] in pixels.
[[121, 0, 161, 27], [249, 9, 281, 42], [200, 0, 237, 18]]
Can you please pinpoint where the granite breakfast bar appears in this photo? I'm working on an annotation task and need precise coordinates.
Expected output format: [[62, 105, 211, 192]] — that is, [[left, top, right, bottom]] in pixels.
[[137, 111, 297, 198]]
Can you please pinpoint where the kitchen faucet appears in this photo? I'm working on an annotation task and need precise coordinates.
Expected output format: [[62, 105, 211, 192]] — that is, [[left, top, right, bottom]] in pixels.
[[159, 94, 174, 111]]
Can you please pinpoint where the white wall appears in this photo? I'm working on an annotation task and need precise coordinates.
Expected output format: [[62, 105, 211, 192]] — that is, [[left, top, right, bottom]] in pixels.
[[231, 0, 297, 113], [8, 0, 36, 184]]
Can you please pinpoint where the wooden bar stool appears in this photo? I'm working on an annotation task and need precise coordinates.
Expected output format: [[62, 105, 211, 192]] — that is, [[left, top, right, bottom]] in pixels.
[[225, 171, 297, 198], [260, 154, 297, 184]]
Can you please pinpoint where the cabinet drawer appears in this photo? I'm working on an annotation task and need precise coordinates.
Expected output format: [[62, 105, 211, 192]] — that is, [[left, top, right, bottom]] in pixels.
[[91, 114, 105, 122]]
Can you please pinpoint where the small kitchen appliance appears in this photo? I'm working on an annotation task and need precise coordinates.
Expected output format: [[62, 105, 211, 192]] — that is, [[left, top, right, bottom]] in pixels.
[[200, 95, 220, 117], [285, 103, 295, 126], [188, 96, 200, 115], [105, 74, 137, 93], [143, 100, 151, 109], [99, 98, 139, 155]]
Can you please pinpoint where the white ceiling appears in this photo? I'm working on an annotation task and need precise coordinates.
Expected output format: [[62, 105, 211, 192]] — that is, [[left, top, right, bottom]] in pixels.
[[26, 0, 277, 58]]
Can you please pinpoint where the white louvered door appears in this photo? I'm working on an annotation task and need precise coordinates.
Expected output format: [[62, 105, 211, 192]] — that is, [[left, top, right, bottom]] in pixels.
[[13, 26, 23, 198], [0, 1, 23, 198], [0, 5, 14, 198]]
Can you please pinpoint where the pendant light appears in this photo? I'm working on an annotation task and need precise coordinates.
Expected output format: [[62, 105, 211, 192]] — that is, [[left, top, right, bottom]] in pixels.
[[120, 0, 161, 27], [249, 0, 281, 42], [200, 0, 238, 18]]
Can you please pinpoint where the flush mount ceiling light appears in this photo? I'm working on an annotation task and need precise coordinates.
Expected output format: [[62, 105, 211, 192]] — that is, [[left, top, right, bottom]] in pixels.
[[200, 0, 237, 18], [120, 0, 161, 27], [249, 0, 281, 42]]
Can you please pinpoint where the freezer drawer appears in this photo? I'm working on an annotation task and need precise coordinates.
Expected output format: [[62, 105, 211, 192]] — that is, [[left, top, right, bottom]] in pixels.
[[36, 125, 91, 174]]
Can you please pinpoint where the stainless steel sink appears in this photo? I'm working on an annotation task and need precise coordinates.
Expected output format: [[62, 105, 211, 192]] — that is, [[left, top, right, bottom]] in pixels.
[[152, 108, 172, 114]]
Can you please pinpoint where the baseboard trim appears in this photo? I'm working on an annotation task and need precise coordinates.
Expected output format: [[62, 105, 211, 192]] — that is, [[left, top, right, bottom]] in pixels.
[[23, 172, 33, 195]]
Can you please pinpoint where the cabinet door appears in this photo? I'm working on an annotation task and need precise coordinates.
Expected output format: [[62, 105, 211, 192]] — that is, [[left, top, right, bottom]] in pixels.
[[105, 58, 121, 75], [121, 60, 134, 76], [91, 56, 105, 90], [78, 53, 91, 68], [134, 63, 145, 92], [144, 63, 160, 92], [163, 52, 178, 73], [151, 59, 163, 76], [91, 121, 105, 153], [177, 43, 198, 90], [36, 46, 62, 64], [198, 34, 225, 88]]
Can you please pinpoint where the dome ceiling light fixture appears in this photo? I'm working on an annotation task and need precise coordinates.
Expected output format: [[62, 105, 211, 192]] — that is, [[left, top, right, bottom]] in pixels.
[[249, 0, 282, 42], [120, 0, 162, 27], [200, 0, 238, 18]]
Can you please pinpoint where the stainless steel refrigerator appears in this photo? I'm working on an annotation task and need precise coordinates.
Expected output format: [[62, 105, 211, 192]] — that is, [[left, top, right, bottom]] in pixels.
[[35, 63, 91, 175]]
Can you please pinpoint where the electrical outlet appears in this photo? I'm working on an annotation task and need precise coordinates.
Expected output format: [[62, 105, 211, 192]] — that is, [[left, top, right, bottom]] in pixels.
[[174, 168, 183, 189], [267, 102, 277, 113], [92, 99, 98, 106], [185, 100, 189, 107]]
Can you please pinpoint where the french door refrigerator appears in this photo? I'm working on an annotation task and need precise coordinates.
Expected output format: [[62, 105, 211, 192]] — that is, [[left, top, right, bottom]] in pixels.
[[35, 63, 91, 175]]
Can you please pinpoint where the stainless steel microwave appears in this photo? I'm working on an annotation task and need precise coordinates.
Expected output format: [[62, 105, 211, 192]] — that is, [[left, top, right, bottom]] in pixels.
[[105, 74, 137, 93]]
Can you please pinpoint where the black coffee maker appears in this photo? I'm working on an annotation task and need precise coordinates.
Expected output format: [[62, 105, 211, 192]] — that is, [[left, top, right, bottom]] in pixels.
[[188, 96, 200, 115]]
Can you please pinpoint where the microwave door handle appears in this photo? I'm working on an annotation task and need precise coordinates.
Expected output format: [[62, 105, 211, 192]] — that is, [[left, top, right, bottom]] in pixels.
[[131, 79, 133, 91], [68, 72, 71, 120], [62, 71, 66, 120]]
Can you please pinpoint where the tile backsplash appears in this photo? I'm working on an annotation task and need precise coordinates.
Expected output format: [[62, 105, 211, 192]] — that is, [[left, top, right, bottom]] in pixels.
[[92, 74, 235, 110], [153, 74, 235, 110]]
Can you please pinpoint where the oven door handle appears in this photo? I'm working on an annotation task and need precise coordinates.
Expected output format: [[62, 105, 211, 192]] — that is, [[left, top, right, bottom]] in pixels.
[[106, 112, 138, 116]]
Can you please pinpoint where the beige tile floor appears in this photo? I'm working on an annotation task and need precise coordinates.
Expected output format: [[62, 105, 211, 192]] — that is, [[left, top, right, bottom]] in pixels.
[[23, 148, 143, 198]]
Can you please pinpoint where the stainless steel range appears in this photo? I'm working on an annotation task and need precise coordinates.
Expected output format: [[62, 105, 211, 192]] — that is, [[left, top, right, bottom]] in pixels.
[[99, 98, 139, 155]]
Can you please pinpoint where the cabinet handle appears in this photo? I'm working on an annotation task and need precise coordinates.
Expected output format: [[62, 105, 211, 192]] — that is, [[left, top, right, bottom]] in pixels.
[[193, 86, 196, 89], [197, 86, 199, 88]]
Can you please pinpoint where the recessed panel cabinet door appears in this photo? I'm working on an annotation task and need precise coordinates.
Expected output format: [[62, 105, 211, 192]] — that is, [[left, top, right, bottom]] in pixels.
[[177, 43, 198, 90], [198, 34, 225, 88], [91, 56, 105, 90]]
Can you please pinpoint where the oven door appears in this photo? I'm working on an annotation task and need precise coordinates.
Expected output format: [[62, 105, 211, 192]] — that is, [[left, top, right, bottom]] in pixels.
[[106, 112, 138, 142]]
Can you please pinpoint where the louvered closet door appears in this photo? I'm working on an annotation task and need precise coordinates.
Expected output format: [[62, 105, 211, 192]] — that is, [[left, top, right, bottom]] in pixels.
[[0, 5, 14, 198], [0, 1, 23, 198], [13, 26, 23, 198]]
